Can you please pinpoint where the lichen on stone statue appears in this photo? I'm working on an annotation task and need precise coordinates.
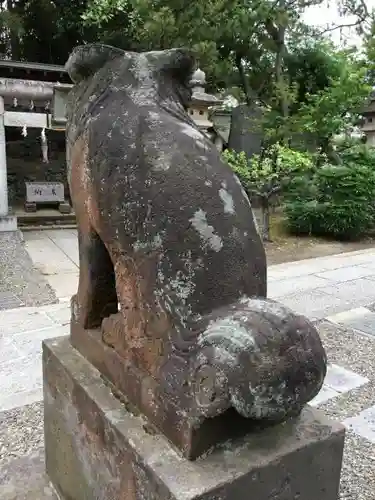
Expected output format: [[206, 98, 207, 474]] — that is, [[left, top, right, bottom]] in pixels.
[[65, 42, 327, 459]]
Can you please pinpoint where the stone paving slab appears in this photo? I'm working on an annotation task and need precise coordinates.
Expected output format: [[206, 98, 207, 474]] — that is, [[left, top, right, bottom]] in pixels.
[[271, 288, 353, 320], [324, 364, 368, 394], [267, 274, 330, 298], [309, 363, 369, 408], [0, 303, 70, 413], [22, 233, 78, 274], [266, 249, 375, 318], [43, 229, 79, 266], [1, 308, 56, 337], [328, 307, 375, 338], [23, 230, 79, 301], [344, 407, 375, 444], [315, 265, 375, 283], [315, 278, 375, 310], [0, 292, 24, 310], [267, 249, 375, 281], [42, 273, 78, 301]]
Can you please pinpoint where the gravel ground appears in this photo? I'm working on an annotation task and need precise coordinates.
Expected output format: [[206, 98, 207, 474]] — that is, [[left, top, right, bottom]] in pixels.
[[0, 402, 44, 465], [0, 402, 57, 499], [316, 319, 375, 500], [0, 231, 57, 309]]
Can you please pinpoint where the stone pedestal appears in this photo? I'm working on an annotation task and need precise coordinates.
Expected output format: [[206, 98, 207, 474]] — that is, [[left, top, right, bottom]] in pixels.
[[44, 336, 345, 500], [58, 201, 72, 214], [0, 213, 17, 231], [0, 96, 8, 218], [25, 201, 37, 213]]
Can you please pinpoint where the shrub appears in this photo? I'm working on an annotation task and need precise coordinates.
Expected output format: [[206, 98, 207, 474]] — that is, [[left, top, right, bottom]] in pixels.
[[284, 162, 375, 239], [223, 145, 314, 240], [223, 150, 252, 192], [338, 142, 375, 167]]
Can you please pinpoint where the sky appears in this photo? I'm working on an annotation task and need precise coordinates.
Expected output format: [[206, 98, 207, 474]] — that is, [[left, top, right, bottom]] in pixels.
[[303, 0, 375, 47]]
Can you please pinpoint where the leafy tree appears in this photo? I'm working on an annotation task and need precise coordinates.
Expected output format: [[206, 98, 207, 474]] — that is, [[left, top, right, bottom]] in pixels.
[[287, 48, 371, 162], [82, 0, 327, 98], [0, 0, 97, 63]]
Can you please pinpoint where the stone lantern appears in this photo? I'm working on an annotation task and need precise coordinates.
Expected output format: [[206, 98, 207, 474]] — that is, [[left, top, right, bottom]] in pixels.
[[188, 69, 236, 151], [361, 89, 375, 146], [188, 68, 222, 134]]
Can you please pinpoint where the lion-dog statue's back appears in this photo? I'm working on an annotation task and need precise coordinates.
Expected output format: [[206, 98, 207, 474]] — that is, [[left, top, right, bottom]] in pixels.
[[66, 43, 327, 459]]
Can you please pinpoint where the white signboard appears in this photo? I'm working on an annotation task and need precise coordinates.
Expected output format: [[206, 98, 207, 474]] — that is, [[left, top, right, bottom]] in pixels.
[[26, 181, 64, 203]]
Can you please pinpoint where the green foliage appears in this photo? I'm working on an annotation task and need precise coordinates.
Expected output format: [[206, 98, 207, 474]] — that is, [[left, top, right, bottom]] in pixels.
[[82, 0, 127, 25], [337, 140, 375, 167], [81, 0, 332, 97], [0, 0, 96, 64], [293, 55, 370, 137], [284, 151, 375, 240], [223, 145, 314, 240], [223, 150, 252, 190], [223, 145, 313, 202], [226, 142, 375, 241], [275, 48, 371, 151]]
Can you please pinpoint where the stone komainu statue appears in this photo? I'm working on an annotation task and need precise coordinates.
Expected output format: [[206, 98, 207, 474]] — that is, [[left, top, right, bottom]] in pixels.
[[65, 43, 327, 459]]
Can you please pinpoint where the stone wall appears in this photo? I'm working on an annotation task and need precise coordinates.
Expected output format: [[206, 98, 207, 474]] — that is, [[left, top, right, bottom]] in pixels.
[[6, 128, 69, 207]]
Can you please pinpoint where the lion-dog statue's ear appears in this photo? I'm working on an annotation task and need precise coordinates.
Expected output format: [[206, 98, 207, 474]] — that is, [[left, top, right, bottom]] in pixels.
[[65, 43, 127, 83], [158, 48, 196, 86]]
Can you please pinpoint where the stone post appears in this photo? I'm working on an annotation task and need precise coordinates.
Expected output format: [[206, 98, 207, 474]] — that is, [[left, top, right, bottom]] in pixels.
[[0, 96, 17, 231], [0, 96, 8, 216]]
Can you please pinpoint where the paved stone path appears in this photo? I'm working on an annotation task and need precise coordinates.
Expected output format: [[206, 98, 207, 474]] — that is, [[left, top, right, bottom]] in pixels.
[[2, 230, 375, 498], [23, 230, 78, 301], [23, 229, 375, 317]]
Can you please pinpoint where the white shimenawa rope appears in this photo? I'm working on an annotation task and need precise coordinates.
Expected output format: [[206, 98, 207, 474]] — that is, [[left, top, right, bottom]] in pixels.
[[41, 127, 49, 163]]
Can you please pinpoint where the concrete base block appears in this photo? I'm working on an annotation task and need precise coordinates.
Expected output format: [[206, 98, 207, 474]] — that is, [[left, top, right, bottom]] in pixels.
[[0, 213, 17, 231], [43, 337, 345, 500], [58, 202, 72, 214], [24, 201, 37, 213]]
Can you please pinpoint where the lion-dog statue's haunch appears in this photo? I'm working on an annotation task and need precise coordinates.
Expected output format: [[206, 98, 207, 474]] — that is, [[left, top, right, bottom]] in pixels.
[[65, 43, 327, 460]]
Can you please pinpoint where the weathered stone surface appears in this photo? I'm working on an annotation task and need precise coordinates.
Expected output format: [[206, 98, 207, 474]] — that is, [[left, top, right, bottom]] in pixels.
[[65, 43, 327, 458], [227, 104, 263, 159], [44, 337, 345, 500]]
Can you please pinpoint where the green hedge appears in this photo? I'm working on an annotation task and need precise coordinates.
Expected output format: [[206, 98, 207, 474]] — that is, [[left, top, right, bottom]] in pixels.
[[284, 163, 375, 240]]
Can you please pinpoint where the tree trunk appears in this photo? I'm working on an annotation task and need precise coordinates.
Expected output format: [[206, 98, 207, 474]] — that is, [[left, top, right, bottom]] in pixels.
[[235, 54, 253, 107], [265, 3, 289, 129], [261, 198, 271, 242], [320, 136, 342, 165], [7, 0, 21, 59]]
